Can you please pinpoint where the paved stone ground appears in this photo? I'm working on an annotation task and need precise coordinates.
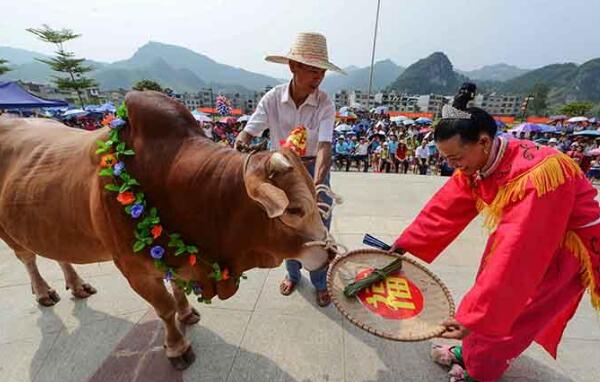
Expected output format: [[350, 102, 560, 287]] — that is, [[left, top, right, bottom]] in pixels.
[[0, 173, 598, 382]]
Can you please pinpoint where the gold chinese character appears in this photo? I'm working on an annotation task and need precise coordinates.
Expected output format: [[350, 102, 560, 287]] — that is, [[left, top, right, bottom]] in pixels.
[[365, 277, 416, 311]]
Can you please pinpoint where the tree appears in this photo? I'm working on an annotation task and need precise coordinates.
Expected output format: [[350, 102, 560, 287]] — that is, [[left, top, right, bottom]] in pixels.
[[528, 83, 549, 116], [559, 101, 594, 117], [590, 103, 600, 118], [0, 59, 11, 75], [27, 24, 97, 108], [132, 79, 163, 92]]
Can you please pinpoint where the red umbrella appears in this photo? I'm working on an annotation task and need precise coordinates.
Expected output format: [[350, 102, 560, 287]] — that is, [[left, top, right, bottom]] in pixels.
[[419, 127, 432, 134]]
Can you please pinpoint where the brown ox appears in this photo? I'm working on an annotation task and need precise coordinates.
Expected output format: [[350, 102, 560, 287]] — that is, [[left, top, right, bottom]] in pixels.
[[0, 91, 331, 369]]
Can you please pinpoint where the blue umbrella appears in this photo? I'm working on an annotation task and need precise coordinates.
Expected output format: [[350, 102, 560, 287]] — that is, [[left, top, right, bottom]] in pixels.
[[415, 117, 432, 125], [62, 109, 88, 117], [510, 123, 542, 133], [572, 130, 600, 137], [538, 124, 557, 133]]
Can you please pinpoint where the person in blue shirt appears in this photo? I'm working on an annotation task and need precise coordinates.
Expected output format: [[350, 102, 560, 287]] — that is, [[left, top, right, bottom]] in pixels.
[[335, 136, 351, 171], [387, 134, 399, 173]]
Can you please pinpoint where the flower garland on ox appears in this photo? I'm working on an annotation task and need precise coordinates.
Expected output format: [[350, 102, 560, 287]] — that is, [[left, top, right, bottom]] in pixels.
[[96, 103, 243, 304]]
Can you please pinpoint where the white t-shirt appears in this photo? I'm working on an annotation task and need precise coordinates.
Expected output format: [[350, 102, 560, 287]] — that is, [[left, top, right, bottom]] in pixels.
[[415, 146, 430, 159], [355, 142, 369, 156], [243, 82, 335, 156]]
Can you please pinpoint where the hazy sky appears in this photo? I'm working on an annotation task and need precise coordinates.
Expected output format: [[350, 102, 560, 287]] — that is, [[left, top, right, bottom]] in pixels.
[[2, 0, 599, 78]]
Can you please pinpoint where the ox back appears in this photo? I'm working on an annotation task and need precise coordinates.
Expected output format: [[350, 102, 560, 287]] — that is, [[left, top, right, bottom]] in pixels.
[[0, 117, 111, 263]]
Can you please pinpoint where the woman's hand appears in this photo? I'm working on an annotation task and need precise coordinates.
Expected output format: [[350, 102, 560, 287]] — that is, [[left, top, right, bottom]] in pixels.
[[387, 243, 406, 255], [439, 318, 470, 340]]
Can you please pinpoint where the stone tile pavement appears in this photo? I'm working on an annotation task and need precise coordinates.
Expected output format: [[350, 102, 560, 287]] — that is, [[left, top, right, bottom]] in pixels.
[[0, 173, 598, 381]]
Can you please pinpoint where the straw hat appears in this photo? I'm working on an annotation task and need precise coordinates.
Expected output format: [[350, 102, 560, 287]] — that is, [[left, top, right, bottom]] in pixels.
[[265, 32, 346, 74]]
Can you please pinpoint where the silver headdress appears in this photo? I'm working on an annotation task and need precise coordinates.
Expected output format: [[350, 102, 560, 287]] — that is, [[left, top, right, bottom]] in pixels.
[[441, 104, 472, 120]]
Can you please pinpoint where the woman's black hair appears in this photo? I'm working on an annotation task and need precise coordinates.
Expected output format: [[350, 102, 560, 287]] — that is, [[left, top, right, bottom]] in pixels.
[[434, 83, 497, 143]]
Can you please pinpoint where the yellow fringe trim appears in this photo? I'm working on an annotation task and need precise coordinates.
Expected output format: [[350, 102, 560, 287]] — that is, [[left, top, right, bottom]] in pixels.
[[477, 153, 582, 230], [562, 231, 600, 311]]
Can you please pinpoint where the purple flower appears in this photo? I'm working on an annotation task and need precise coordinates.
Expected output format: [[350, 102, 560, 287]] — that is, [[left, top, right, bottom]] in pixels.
[[113, 161, 125, 176], [164, 269, 173, 281], [151, 245, 165, 259], [130, 203, 144, 219], [110, 118, 126, 129], [192, 282, 203, 295]]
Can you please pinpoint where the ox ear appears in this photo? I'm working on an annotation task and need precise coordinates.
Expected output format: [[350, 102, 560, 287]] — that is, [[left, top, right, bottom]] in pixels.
[[246, 182, 290, 218], [245, 152, 292, 218]]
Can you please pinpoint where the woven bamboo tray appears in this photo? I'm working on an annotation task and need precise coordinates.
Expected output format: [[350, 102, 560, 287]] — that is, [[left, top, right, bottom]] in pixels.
[[327, 249, 455, 341]]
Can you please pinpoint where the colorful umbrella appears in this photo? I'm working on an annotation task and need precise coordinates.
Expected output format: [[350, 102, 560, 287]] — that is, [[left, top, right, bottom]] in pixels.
[[567, 116, 589, 123]]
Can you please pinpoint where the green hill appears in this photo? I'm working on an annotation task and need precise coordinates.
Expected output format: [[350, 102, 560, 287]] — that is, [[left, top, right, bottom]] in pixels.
[[321, 59, 404, 94], [0, 42, 281, 93], [389, 52, 460, 95], [458, 63, 529, 82]]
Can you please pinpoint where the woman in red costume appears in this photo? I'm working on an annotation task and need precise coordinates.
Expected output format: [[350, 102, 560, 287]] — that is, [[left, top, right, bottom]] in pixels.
[[392, 83, 600, 382]]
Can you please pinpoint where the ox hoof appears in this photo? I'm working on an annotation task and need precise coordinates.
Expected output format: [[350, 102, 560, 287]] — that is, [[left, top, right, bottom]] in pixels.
[[168, 346, 196, 370], [178, 308, 201, 326], [37, 290, 61, 307], [69, 283, 98, 299]]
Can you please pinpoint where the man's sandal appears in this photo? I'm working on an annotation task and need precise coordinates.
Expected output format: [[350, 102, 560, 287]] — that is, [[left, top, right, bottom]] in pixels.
[[279, 277, 296, 296]]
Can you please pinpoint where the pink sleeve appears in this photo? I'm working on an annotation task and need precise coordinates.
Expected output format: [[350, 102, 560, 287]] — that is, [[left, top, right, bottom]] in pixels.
[[394, 173, 478, 263], [456, 180, 576, 337]]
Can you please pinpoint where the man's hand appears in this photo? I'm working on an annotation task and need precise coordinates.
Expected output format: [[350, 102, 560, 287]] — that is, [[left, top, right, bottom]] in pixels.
[[314, 142, 332, 186], [439, 318, 470, 340], [235, 130, 253, 150]]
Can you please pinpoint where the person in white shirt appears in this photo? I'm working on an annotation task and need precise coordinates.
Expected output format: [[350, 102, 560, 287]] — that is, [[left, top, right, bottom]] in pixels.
[[415, 140, 431, 175], [353, 136, 369, 172], [235, 32, 345, 307]]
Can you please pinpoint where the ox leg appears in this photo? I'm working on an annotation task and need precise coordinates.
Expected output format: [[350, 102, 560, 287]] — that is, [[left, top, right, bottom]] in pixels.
[[171, 282, 201, 326], [127, 275, 196, 370], [14, 250, 61, 306], [58, 262, 97, 299]]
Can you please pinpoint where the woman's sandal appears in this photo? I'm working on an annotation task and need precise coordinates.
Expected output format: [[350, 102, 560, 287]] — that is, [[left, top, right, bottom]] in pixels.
[[431, 344, 463, 367], [431, 344, 476, 382], [448, 363, 476, 382]]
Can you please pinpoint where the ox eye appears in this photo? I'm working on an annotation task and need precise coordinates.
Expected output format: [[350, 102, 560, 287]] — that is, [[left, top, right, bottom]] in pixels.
[[286, 207, 304, 216]]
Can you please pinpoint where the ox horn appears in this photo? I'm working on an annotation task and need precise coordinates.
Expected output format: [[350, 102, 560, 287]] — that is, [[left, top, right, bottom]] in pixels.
[[269, 152, 293, 176]]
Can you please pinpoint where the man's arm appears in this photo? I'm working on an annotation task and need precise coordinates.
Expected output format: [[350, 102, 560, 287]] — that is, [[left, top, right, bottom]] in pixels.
[[235, 93, 270, 149], [314, 141, 332, 185], [235, 130, 254, 147]]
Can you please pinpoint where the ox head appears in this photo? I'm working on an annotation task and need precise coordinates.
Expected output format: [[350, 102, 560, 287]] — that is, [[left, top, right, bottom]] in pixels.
[[244, 148, 330, 272]]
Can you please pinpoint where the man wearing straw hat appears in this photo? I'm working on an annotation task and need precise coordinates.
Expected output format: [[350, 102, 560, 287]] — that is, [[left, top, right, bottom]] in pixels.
[[236, 32, 345, 307]]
